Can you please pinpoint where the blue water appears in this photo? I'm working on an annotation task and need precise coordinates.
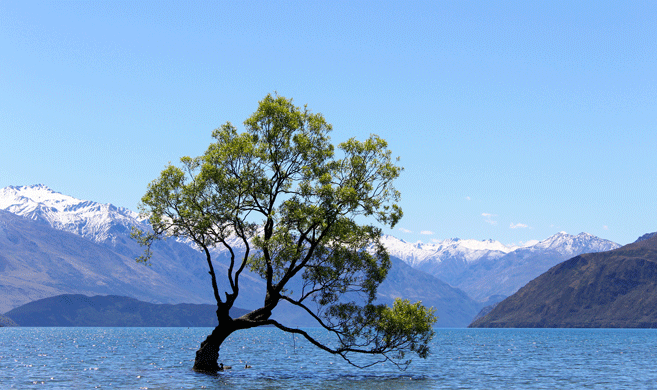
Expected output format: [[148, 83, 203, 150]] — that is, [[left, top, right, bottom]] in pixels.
[[1, 327, 657, 389]]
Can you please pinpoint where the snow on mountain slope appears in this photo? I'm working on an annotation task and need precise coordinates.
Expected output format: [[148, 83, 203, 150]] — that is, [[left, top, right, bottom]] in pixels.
[[2, 185, 622, 260], [0, 185, 620, 272], [0, 186, 273, 312], [406, 231, 620, 301], [0, 184, 623, 305], [378, 235, 527, 268], [381, 231, 619, 269], [530, 231, 621, 256], [0, 185, 487, 326], [379, 231, 621, 302], [0, 184, 141, 243]]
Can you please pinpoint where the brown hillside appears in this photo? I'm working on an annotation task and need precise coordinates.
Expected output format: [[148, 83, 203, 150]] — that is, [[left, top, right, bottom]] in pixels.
[[470, 234, 657, 328]]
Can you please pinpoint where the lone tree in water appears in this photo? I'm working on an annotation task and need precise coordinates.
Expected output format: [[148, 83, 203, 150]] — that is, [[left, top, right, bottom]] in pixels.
[[134, 94, 436, 373]]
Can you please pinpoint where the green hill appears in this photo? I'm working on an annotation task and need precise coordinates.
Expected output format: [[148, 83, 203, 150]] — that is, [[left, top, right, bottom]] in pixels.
[[4, 294, 248, 327]]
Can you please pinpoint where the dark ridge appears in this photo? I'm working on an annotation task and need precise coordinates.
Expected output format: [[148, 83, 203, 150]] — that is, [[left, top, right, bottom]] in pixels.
[[4, 294, 249, 327], [634, 232, 657, 244]]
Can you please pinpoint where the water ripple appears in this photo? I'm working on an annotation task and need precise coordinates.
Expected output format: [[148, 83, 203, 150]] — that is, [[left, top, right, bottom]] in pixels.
[[1, 327, 657, 389]]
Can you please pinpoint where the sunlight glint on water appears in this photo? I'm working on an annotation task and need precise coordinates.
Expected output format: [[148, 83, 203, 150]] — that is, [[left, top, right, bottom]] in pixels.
[[1, 328, 657, 389]]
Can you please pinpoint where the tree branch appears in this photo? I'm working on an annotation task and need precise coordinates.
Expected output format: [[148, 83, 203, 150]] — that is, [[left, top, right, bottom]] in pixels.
[[264, 319, 400, 369]]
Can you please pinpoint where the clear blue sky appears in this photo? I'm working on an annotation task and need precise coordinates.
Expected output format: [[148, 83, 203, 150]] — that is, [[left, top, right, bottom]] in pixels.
[[1, 1, 655, 245]]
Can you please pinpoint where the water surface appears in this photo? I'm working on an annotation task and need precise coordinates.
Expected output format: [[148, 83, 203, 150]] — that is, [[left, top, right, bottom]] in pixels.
[[1, 327, 656, 389]]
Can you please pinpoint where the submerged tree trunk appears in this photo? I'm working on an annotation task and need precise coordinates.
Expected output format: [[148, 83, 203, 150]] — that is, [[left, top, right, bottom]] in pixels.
[[192, 302, 275, 372], [193, 323, 234, 373]]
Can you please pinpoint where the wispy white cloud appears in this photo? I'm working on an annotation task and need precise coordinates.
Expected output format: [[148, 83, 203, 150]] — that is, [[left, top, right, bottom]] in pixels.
[[420, 230, 434, 235], [481, 213, 497, 225], [465, 196, 471, 201], [510, 222, 529, 229], [398, 228, 412, 233]]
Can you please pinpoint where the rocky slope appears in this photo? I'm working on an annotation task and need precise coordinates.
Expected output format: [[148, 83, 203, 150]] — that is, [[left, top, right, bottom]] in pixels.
[[470, 233, 657, 328]]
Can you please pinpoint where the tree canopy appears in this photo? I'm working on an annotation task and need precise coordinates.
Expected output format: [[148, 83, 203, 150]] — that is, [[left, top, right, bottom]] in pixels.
[[134, 93, 436, 372]]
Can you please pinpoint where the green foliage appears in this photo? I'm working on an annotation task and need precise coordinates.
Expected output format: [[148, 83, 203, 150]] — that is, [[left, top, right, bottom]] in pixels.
[[378, 299, 437, 359], [134, 93, 436, 369]]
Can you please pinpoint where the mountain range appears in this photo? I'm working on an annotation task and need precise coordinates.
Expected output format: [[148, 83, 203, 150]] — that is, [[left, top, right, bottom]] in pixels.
[[470, 233, 657, 328], [0, 184, 622, 326], [0, 185, 482, 327], [0, 185, 268, 313], [378, 232, 620, 300], [0, 184, 141, 244], [0, 208, 214, 312]]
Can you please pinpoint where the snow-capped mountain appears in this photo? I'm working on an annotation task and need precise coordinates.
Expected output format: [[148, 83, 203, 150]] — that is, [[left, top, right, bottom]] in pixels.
[[529, 231, 618, 257], [379, 235, 529, 268], [0, 184, 485, 327], [0, 185, 272, 313], [379, 232, 617, 270], [2, 185, 615, 269], [0, 208, 212, 312], [392, 231, 621, 301], [0, 184, 623, 308], [0, 185, 141, 244]]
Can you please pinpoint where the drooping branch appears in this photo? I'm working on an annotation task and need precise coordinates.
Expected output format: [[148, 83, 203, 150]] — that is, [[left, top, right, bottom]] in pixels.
[[263, 319, 401, 369]]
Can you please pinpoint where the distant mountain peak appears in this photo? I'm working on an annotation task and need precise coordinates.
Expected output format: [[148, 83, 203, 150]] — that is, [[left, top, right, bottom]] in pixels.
[[377, 234, 513, 268], [0, 184, 139, 243], [529, 231, 618, 257]]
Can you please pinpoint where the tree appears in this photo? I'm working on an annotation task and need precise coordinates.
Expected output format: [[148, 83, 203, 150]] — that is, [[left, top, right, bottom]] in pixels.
[[133, 94, 436, 373]]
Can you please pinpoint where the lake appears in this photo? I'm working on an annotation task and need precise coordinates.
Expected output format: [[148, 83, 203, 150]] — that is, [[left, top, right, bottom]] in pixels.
[[1, 327, 657, 389]]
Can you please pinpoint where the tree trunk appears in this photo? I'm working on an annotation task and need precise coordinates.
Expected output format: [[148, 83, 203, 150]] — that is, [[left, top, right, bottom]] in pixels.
[[193, 324, 233, 373]]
